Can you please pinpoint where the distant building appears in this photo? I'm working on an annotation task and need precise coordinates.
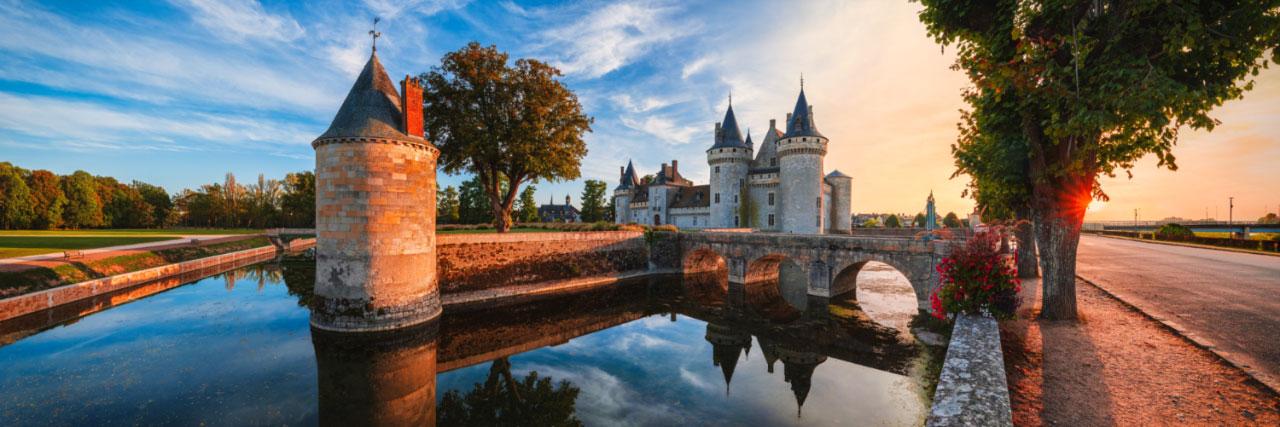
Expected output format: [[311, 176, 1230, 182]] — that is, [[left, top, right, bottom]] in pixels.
[[539, 194, 580, 222], [613, 83, 851, 233]]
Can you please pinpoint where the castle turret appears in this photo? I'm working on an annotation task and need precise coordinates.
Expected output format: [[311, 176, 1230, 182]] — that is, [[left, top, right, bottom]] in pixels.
[[614, 160, 639, 224], [705, 323, 753, 395], [825, 170, 852, 233], [707, 100, 752, 228], [777, 83, 828, 234], [312, 51, 440, 332]]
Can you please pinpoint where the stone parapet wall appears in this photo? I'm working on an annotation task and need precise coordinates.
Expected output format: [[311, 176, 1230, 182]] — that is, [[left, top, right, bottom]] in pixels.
[[436, 231, 648, 294], [0, 242, 303, 323], [927, 315, 1012, 426]]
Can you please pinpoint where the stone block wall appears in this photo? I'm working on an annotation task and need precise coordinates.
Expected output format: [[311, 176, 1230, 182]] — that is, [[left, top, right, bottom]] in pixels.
[[313, 140, 439, 332], [436, 231, 648, 294]]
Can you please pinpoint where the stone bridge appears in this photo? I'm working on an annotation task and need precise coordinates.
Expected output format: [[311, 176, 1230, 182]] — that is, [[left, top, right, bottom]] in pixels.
[[659, 232, 956, 311]]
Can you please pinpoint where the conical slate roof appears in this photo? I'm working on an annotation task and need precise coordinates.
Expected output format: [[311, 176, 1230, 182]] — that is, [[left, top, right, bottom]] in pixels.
[[711, 104, 748, 149], [783, 88, 824, 139], [617, 160, 640, 190], [316, 53, 418, 142]]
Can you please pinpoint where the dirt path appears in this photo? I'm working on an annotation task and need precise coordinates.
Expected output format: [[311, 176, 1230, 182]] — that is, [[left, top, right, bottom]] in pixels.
[[1001, 278, 1280, 426]]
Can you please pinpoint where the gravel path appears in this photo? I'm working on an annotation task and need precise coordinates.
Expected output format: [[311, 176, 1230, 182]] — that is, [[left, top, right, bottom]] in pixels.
[[1002, 278, 1279, 426]]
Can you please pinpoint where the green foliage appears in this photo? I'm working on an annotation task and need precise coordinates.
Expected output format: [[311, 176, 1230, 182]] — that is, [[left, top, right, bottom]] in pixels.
[[280, 171, 316, 228], [0, 163, 34, 229], [912, 213, 928, 227], [579, 180, 608, 222], [918, 0, 1280, 318], [862, 218, 880, 228], [639, 174, 654, 185], [930, 230, 1022, 322], [440, 185, 462, 224], [942, 212, 962, 228], [25, 170, 65, 229], [1155, 223, 1194, 238], [885, 214, 902, 228], [421, 42, 593, 232], [459, 176, 495, 225]]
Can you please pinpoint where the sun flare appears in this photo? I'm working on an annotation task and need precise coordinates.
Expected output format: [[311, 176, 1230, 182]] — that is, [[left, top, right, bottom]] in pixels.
[[1086, 200, 1109, 214]]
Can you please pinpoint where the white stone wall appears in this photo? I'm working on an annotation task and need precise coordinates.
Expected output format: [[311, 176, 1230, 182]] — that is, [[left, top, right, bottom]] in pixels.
[[668, 211, 710, 229], [613, 191, 631, 224], [747, 183, 779, 231], [707, 147, 751, 228], [777, 136, 827, 234]]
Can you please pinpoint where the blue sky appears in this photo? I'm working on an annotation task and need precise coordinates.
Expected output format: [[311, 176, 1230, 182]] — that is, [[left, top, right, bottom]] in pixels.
[[2, 0, 1277, 219]]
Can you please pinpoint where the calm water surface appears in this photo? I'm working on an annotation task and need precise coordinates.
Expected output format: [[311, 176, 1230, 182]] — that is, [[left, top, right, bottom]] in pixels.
[[0, 261, 928, 426]]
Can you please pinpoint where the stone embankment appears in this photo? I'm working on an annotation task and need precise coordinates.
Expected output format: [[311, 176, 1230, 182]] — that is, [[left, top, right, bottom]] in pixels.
[[927, 315, 1013, 426], [0, 239, 315, 323]]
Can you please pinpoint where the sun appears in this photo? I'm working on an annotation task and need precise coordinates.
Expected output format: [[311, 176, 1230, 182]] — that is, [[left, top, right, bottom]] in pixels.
[[1086, 200, 1108, 214]]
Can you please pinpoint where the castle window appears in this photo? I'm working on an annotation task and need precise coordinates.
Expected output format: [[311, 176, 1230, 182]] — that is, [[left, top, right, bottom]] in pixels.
[[768, 214, 775, 226], [694, 216, 697, 225], [733, 194, 738, 203], [816, 215, 821, 227], [734, 216, 739, 227], [715, 166, 720, 174], [771, 158, 777, 167], [817, 197, 822, 208], [739, 179, 744, 188], [715, 193, 720, 204], [768, 193, 775, 206]]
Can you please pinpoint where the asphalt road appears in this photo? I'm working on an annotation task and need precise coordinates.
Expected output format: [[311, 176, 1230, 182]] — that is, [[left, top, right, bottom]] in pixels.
[[1076, 234, 1280, 389]]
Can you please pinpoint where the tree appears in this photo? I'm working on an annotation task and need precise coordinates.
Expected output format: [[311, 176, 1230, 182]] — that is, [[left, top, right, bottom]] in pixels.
[[640, 174, 655, 185], [1259, 213, 1279, 224], [0, 163, 33, 229], [579, 180, 608, 222], [61, 170, 101, 229], [912, 212, 928, 227], [459, 176, 495, 225], [605, 194, 616, 223], [132, 181, 174, 228], [917, 0, 1280, 319], [862, 218, 881, 228], [421, 42, 593, 233], [440, 185, 463, 224], [514, 185, 538, 223], [25, 170, 64, 229], [885, 214, 902, 228], [943, 212, 962, 228], [281, 171, 316, 228]]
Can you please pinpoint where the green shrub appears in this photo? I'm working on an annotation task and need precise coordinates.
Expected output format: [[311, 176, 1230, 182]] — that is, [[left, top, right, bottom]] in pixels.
[[654, 224, 678, 232], [1155, 223, 1194, 238]]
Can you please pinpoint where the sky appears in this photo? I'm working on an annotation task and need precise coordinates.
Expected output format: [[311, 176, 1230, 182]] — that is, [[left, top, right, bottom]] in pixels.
[[0, 0, 1276, 222]]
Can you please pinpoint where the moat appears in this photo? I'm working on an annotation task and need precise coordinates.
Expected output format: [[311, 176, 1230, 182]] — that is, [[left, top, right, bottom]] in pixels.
[[0, 260, 930, 426]]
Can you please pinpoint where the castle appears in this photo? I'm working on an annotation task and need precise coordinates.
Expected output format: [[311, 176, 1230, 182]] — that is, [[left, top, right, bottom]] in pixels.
[[613, 85, 851, 234]]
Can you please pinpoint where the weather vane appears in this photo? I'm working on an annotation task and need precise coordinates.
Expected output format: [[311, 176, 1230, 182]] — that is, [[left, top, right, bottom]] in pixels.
[[800, 73, 804, 89], [370, 17, 382, 52], [728, 92, 732, 107]]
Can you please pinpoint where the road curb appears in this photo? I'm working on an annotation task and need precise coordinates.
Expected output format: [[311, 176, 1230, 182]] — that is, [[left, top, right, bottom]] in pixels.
[[1075, 274, 1280, 397], [1085, 233, 1280, 258]]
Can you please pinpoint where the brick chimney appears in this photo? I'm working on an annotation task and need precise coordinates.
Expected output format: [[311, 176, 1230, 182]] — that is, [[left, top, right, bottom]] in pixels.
[[672, 160, 678, 172], [400, 75, 423, 138]]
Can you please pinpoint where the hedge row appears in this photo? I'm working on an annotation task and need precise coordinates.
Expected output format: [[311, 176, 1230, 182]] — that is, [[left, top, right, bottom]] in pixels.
[[1094, 230, 1280, 252]]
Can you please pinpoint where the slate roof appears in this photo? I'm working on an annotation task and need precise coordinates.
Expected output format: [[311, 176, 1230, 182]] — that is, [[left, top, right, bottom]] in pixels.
[[617, 160, 641, 191], [750, 120, 785, 171], [630, 185, 650, 203], [316, 53, 419, 142], [653, 163, 693, 187], [825, 170, 851, 179], [710, 104, 748, 149], [669, 185, 711, 209], [783, 88, 824, 139]]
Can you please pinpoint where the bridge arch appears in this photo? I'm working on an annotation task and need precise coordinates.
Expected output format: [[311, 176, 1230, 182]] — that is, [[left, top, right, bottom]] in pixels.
[[831, 257, 936, 312], [684, 248, 728, 274]]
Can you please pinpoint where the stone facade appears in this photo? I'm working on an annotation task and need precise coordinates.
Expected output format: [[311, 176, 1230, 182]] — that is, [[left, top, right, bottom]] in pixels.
[[312, 52, 441, 333], [435, 231, 648, 294], [613, 87, 852, 233]]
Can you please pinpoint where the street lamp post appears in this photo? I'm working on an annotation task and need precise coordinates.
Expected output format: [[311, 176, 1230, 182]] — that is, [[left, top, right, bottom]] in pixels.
[[1229, 197, 1234, 224]]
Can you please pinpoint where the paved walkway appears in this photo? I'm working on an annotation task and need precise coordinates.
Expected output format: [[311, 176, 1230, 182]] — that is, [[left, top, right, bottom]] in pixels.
[[0, 234, 257, 272], [1076, 234, 1280, 391]]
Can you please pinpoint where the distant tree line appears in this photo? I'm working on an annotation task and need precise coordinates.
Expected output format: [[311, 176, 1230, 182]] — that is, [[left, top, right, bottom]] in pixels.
[[437, 177, 611, 225], [0, 162, 314, 230]]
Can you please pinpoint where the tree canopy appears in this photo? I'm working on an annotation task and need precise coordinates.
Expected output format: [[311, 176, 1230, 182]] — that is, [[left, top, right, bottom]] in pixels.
[[420, 42, 593, 232], [917, 0, 1280, 319], [885, 214, 903, 228], [579, 180, 608, 222], [515, 185, 539, 223]]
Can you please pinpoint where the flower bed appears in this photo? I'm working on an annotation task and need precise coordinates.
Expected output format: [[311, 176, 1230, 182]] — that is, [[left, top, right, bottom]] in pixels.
[[930, 229, 1022, 321]]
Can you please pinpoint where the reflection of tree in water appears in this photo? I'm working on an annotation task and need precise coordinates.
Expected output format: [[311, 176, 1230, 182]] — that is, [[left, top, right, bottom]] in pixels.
[[438, 357, 583, 427], [211, 264, 284, 291], [279, 261, 315, 308]]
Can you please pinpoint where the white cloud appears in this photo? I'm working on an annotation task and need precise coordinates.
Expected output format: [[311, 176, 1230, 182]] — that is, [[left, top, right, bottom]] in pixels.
[[536, 1, 691, 78], [169, 0, 305, 42], [618, 114, 702, 146], [362, 0, 469, 19]]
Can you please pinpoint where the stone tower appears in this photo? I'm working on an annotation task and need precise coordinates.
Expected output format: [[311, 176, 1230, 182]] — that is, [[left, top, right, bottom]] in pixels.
[[614, 160, 639, 223], [312, 51, 440, 333], [825, 170, 852, 233], [777, 85, 827, 234], [707, 101, 752, 228]]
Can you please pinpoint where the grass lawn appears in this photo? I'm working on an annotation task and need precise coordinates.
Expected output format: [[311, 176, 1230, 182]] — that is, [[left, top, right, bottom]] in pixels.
[[0, 236, 180, 258], [436, 227, 560, 234], [0, 229, 261, 237]]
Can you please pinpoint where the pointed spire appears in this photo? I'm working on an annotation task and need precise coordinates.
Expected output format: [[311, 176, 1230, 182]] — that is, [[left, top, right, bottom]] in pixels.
[[782, 78, 824, 139], [315, 52, 415, 142], [711, 99, 747, 149]]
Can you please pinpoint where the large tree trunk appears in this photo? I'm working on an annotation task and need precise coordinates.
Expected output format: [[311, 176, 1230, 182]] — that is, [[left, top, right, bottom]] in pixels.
[[1029, 179, 1088, 320], [1014, 206, 1040, 278]]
